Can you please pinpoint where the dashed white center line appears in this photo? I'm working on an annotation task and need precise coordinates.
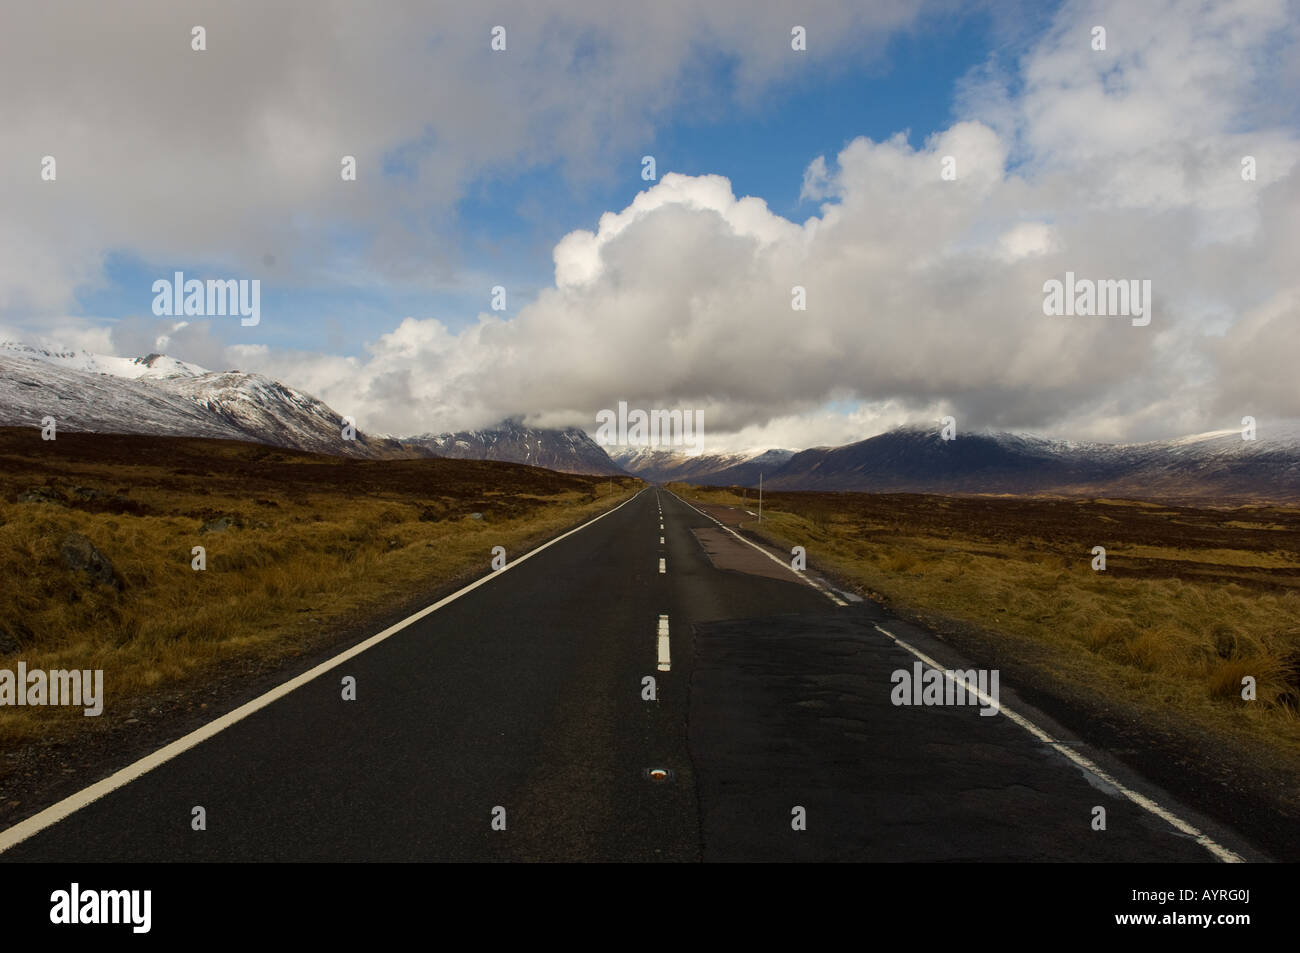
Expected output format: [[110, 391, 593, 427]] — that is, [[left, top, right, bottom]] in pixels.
[[659, 536, 664, 544], [658, 557, 666, 574], [657, 614, 671, 671]]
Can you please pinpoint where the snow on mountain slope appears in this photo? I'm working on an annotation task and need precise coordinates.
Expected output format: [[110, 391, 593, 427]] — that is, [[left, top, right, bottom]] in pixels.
[[152, 371, 400, 457], [0, 346, 398, 458], [0, 344, 619, 471], [761, 425, 1300, 500], [609, 446, 795, 484], [0, 351, 254, 441], [0, 342, 207, 380], [401, 421, 623, 475]]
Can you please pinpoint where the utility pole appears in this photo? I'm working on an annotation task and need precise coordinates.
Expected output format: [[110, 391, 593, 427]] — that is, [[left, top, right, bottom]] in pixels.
[[758, 472, 763, 523]]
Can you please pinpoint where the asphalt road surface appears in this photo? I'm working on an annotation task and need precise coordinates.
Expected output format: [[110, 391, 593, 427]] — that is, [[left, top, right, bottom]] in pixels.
[[0, 488, 1266, 862]]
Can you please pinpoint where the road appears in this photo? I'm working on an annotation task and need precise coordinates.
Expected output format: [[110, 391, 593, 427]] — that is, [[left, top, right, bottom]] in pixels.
[[0, 488, 1265, 861]]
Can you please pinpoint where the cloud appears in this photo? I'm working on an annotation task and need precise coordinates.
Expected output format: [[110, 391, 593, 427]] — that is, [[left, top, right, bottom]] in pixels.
[[799, 155, 833, 202], [108, 316, 232, 371]]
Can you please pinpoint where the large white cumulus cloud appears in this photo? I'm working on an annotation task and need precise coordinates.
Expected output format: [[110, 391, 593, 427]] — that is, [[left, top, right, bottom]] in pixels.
[[245, 0, 1300, 449]]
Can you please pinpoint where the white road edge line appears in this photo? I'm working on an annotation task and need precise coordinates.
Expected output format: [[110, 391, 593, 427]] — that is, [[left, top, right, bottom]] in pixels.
[[667, 489, 1242, 863], [657, 614, 671, 672], [668, 490, 847, 606], [872, 622, 1244, 864], [0, 487, 651, 856]]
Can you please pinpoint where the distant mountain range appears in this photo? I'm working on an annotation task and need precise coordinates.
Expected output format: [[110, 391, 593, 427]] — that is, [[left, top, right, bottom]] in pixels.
[[612, 428, 1299, 501], [728, 427, 1299, 502], [0, 343, 618, 474], [2, 343, 1295, 499]]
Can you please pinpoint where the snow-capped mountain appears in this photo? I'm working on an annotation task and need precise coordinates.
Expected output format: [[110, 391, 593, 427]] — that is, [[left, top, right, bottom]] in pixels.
[[151, 371, 404, 458], [1, 342, 207, 380], [609, 446, 795, 484], [0, 344, 624, 473], [0, 343, 400, 458], [607, 447, 750, 483], [758, 426, 1300, 501], [401, 421, 623, 475]]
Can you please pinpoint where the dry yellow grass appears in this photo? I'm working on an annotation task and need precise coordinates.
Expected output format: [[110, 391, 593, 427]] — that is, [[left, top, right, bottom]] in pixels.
[[0, 431, 639, 746], [672, 483, 1300, 759]]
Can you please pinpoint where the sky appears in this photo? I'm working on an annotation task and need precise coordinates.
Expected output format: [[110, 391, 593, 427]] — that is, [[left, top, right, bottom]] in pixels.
[[2, 0, 1298, 453]]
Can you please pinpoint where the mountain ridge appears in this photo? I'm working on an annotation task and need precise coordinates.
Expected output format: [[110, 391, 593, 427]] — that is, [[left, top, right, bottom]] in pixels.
[[401, 421, 623, 475], [2, 343, 1295, 496], [0, 343, 624, 473]]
